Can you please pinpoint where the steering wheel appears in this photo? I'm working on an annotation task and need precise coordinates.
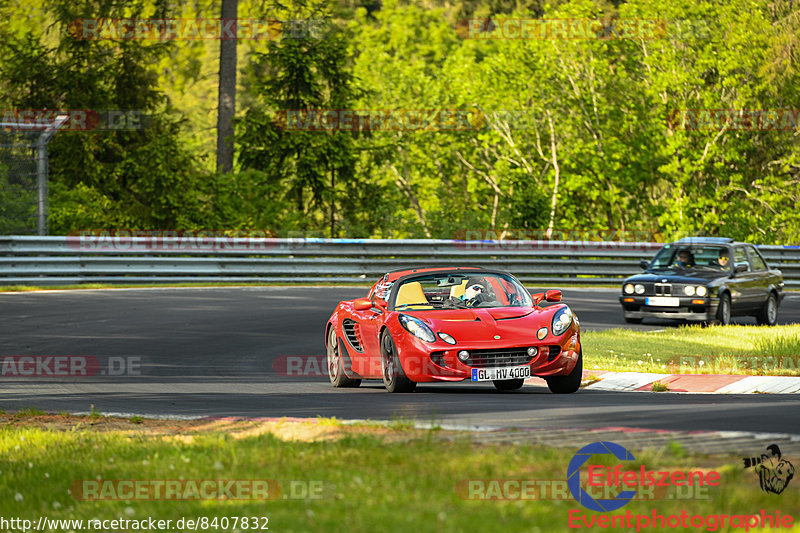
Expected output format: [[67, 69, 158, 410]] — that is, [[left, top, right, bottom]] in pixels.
[[466, 293, 489, 307]]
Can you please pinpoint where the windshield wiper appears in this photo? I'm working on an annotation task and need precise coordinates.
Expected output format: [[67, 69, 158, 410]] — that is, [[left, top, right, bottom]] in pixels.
[[395, 303, 433, 310]]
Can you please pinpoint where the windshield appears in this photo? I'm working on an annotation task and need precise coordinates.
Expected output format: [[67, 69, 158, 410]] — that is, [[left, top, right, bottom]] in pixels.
[[648, 244, 731, 272], [391, 272, 533, 310]]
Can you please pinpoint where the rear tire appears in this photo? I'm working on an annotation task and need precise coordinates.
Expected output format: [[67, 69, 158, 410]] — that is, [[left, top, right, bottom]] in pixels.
[[326, 326, 361, 388], [756, 293, 778, 326], [545, 350, 582, 394], [493, 378, 525, 391], [381, 331, 416, 393]]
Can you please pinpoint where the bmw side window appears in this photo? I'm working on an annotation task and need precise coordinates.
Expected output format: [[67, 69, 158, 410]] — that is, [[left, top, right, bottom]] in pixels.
[[734, 247, 751, 272], [747, 247, 767, 271]]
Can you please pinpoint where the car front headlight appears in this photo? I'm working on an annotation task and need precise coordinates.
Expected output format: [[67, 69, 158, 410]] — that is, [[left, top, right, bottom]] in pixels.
[[624, 283, 634, 294], [634, 284, 645, 294], [437, 332, 456, 345], [551, 307, 574, 337], [683, 285, 695, 296], [696, 286, 708, 297], [398, 314, 436, 343]]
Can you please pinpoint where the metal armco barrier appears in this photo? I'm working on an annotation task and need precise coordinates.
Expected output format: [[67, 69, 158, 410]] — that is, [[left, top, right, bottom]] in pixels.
[[0, 236, 798, 287]]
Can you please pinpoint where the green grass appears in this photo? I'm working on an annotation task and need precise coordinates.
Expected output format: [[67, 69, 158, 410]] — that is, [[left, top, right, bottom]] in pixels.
[[2, 418, 798, 533], [651, 381, 670, 392], [13, 407, 47, 417], [583, 324, 800, 375]]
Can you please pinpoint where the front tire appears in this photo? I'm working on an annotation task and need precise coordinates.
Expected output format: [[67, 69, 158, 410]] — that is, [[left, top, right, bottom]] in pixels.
[[545, 350, 582, 394], [493, 379, 524, 391], [381, 331, 416, 393], [756, 293, 778, 326], [326, 326, 361, 388], [715, 293, 731, 326]]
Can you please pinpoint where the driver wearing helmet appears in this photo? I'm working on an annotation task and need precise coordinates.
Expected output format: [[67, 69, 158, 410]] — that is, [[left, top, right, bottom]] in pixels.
[[455, 277, 492, 307]]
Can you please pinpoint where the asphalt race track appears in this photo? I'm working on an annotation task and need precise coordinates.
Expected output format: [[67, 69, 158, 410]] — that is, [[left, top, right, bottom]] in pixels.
[[1, 287, 799, 434]]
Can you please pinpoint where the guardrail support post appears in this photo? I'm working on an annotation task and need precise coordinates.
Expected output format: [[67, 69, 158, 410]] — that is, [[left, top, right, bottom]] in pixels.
[[35, 115, 69, 236]]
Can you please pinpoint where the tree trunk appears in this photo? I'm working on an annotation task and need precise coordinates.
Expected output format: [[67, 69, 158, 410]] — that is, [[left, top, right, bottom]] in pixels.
[[545, 112, 560, 239], [216, 0, 238, 173], [330, 166, 336, 238]]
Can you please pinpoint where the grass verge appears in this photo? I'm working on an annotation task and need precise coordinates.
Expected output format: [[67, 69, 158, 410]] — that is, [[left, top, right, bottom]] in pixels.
[[583, 324, 800, 375], [2, 415, 797, 533]]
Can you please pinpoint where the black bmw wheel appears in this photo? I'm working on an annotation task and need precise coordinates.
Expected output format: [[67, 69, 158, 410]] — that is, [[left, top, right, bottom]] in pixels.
[[715, 293, 731, 326], [381, 331, 416, 393], [493, 379, 525, 391], [756, 293, 778, 326], [545, 349, 582, 394], [326, 326, 361, 388]]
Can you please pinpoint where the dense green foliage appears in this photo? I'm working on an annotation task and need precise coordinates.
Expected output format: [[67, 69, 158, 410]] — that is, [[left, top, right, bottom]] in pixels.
[[1, 0, 798, 242]]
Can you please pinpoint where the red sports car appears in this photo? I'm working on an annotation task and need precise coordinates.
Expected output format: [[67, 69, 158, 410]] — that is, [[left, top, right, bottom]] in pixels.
[[325, 267, 582, 393]]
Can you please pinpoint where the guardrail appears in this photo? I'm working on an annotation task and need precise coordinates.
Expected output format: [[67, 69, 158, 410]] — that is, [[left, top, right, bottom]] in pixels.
[[0, 235, 798, 287]]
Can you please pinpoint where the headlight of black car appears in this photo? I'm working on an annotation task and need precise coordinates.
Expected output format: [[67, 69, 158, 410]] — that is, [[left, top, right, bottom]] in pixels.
[[398, 314, 436, 343], [624, 283, 634, 294], [684, 285, 708, 297], [551, 307, 574, 337]]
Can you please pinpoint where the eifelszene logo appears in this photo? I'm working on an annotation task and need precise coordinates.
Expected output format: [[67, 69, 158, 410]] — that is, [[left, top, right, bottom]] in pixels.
[[743, 444, 795, 494], [567, 441, 721, 512]]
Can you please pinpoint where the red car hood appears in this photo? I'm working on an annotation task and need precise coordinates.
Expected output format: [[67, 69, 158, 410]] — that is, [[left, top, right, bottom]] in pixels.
[[404, 307, 558, 344]]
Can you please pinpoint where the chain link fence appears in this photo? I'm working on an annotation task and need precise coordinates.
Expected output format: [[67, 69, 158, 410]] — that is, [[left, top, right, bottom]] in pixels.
[[0, 129, 40, 235]]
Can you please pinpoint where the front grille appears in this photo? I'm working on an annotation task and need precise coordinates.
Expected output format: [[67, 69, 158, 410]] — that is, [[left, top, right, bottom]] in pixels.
[[430, 345, 563, 369], [342, 319, 363, 352], [654, 283, 672, 296], [461, 347, 533, 368]]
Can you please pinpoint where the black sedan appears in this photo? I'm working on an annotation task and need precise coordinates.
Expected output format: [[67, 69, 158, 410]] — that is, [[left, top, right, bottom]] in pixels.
[[619, 237, 784, 325]]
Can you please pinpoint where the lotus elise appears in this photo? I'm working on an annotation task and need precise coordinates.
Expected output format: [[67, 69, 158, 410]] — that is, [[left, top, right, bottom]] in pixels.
[[325, 267, 582, 393]]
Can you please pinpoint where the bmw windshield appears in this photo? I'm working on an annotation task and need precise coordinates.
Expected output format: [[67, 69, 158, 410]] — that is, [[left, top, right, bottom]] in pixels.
[[648, 244, 731, 272]]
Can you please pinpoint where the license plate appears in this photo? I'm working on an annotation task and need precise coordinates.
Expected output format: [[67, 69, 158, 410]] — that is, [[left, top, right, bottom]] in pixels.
[[471, 366, 532, 382], [646, 297, 680, 307]]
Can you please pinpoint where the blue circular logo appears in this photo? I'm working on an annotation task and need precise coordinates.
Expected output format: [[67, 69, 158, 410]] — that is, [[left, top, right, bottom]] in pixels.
[[567, 441, 637, 512]]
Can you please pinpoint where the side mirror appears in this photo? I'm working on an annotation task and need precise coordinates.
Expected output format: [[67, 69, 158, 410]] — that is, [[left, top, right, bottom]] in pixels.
[[734, 264, 748, 274], [353, 298, 372, 311], [532, 292, 545, 305], [639, 260, 650, 270], [545, 290, 562, 302]]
